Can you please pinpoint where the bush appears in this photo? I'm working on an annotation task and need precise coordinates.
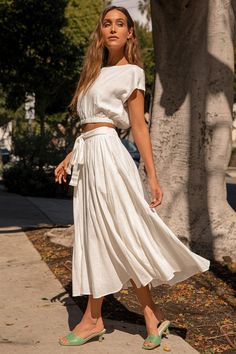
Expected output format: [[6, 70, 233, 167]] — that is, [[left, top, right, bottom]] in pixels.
[[3, 162, 70, 198], [2, 130, 73, 197]]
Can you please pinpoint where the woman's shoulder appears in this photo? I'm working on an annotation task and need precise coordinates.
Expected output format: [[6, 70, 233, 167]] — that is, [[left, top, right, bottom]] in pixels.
[[127, 64, 145, 75], [100, 64, 145, 84]]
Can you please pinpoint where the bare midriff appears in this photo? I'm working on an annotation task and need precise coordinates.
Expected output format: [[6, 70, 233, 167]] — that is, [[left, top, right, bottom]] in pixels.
[[79, 122, 116, 133]]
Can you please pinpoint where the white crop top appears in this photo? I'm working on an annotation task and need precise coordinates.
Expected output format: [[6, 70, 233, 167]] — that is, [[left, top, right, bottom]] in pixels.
[[76, 64, 146, 129]]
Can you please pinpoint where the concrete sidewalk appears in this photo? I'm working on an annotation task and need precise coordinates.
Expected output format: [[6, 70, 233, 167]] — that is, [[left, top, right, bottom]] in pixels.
[[0, 186, 199, 353], [0, 185, 73, 228]]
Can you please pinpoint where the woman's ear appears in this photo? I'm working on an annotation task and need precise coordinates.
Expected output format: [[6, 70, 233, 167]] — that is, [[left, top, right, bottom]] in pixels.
[[128, 28, 134, 39]]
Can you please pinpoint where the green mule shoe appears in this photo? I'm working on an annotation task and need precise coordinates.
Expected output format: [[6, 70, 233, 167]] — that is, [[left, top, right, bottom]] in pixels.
[[58, 328, 106, 346], [142, 320, 170, 350]]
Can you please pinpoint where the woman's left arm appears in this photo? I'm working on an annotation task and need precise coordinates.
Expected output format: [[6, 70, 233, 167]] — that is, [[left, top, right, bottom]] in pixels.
[[127, 89, 163, 207]]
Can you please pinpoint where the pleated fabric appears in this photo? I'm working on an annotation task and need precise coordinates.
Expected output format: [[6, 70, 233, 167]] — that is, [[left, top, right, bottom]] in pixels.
[[71, 126, 210, 298]]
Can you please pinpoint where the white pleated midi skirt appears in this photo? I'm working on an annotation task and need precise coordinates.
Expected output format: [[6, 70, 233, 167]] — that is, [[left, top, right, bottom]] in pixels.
[[69, 126, 210, 298]]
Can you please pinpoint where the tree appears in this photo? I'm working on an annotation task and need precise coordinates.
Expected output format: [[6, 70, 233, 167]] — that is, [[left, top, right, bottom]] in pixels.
[[135, 21, 155, 113], [141, 0, 236, 261], [0, 0, 107, 135], [0, 87, 14, 126], [138, 0, 151, 24]]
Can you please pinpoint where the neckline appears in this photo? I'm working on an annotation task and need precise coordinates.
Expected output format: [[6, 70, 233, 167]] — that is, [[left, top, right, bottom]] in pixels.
[[101, 63, 133, 69]]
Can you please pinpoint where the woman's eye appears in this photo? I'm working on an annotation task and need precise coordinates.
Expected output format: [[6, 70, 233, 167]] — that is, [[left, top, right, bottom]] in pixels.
[[103, 22, 124, 27]]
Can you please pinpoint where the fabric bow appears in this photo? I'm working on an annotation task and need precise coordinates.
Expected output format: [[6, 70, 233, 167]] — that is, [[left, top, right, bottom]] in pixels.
[[66, 135, 85, 187]]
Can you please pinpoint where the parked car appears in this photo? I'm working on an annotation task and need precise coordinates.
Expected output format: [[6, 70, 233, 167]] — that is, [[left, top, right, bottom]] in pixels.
[[0, 148, 10, 164], [121, 139, 140, 168]]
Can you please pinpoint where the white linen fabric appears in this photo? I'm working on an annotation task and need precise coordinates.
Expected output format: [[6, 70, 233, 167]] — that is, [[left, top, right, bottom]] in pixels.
[[76, 64, 146, 129], [69, 125, 210, 299]]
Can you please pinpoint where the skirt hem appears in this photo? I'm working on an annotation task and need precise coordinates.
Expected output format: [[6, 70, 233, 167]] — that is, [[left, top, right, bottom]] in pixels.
[[72, 262, 210, 299]]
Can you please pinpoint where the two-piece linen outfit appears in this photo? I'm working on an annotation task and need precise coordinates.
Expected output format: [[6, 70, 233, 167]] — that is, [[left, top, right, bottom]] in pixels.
[[67, 64, 210, 299]]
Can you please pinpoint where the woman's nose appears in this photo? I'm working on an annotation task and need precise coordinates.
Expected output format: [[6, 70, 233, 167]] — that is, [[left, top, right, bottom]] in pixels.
[[110, 25, 116, 33]]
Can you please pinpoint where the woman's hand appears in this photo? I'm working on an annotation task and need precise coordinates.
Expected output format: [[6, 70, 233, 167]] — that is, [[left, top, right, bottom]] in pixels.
[[148, 175, 163, 208], [54, 152, 72, 184]]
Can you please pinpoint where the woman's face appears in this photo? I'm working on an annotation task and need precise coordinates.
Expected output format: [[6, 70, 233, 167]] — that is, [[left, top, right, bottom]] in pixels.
[[101, 9, 133, 50]]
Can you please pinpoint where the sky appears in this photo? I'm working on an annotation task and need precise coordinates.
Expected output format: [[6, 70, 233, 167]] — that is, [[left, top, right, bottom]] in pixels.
[[111, 0, 151, 29]]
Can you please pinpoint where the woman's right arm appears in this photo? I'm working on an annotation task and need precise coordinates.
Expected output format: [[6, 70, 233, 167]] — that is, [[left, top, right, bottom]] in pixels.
[[54, 151, 73, 184]]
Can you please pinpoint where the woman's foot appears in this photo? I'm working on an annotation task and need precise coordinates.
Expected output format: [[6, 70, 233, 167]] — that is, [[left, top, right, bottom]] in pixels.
[[59, 316, 104, 345], [143, 303, 165, 348]]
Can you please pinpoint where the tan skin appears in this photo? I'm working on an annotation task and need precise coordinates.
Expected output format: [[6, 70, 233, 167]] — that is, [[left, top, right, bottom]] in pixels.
[[56, 9, 165, 347]]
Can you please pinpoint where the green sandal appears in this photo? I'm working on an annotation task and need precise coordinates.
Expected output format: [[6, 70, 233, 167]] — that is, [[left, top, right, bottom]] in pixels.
[[142, 320, 170, 350], [58, 328, 106, 346]]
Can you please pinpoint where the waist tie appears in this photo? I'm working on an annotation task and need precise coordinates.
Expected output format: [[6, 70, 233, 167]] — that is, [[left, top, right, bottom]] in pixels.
[[66, 126, 117, 187]]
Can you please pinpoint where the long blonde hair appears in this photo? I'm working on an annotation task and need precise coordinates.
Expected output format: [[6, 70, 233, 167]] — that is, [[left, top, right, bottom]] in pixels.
[[68, 5, 143, 116]]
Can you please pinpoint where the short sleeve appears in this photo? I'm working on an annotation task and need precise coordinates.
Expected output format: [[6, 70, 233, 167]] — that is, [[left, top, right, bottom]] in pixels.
[[121, 67, 146, 103]]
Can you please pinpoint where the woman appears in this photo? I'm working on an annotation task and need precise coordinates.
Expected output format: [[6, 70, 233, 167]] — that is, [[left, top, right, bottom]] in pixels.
[[55, 5, 210, 350]]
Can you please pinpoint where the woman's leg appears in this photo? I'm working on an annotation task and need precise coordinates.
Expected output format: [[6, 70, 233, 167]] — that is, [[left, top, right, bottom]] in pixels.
[[130, 279, 166, 347], [59, 295, 104, 344]]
